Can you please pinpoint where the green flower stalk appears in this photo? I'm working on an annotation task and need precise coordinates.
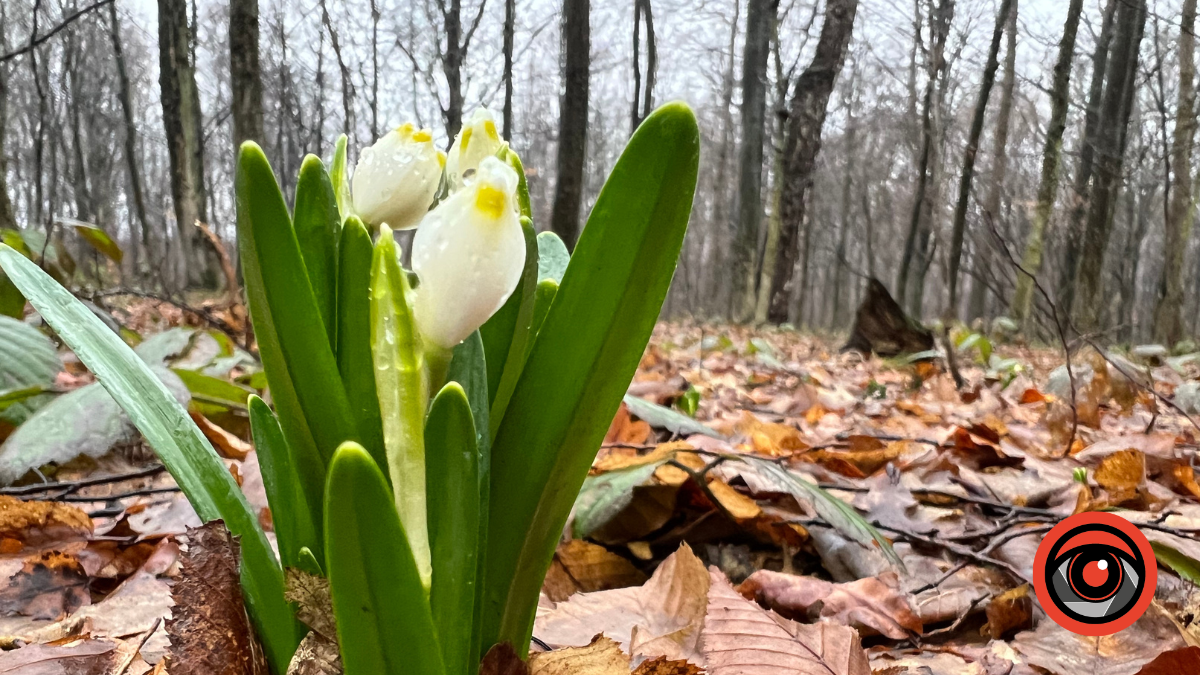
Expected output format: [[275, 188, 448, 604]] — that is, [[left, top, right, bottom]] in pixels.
[[370, 226, 432, 588]]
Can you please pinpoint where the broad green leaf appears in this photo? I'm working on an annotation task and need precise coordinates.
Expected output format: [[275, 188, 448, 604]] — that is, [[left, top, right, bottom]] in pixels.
[[329, 134, 352, 222], [481, 103, 700, 654], [0, 245, 298, 673], [172, 369, 253, 411], [0, 370, 188, 484], [1151, 541, 1200, 584], [250, 396, 318, 570], [748, 458, 905, 572], [623, 394, 723, 439], [0, 272, 24, 318], [237, 142, 359, 540], [72, 224, 123, 263], [293, 155, 341, 352], [447, 331, 490, 671], [325, 442, 446, 675], [572, 460, 665, 539], [337, 217, 386, 471], [535, 232, 569, 283], [480, 218, 538, 437], [370, 227, 431, 587], [677, 386, 700, 418], [0, 315, 61, 425], [425, 384, 479, 675], [134, 327, 195, 366]]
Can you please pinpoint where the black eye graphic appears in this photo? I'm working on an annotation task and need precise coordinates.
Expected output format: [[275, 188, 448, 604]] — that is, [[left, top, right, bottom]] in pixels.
[[1044, 524, 1146, 625]]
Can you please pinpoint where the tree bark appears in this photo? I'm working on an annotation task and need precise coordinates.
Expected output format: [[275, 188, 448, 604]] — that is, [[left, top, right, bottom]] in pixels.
[[1010, 0, 1083, 326], [230, 0, 264, 148], [549, 0, 590, 250], [319, 0, 356, 144], [158, 0, 208, 287], [0, 31, 16, 234], [1057, 0, 1119, 313], [630, 0, 657, 132], [946, 0, 1014, 313], [895, 0, 953, 317], [1072, 0, 1146, 331], [765, 0, 859, 324], [729, 0, 776, 321], [106, 3, 150, 275], [503, 0, 515, 139], [1153, 0, 1196, 345]]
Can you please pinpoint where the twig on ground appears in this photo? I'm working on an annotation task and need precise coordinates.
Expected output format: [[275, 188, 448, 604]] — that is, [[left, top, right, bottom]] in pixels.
[[0, 465, 165, 496]]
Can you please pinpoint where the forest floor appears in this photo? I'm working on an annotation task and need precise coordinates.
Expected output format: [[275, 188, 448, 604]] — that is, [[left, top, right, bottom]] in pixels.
[[1, 306, 1199, 674]]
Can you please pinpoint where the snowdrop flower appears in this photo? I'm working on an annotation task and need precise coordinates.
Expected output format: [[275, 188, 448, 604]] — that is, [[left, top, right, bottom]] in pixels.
[[411, 156, 525, 350], [445, 108, 504, 190], [352, 123, 444, 230]]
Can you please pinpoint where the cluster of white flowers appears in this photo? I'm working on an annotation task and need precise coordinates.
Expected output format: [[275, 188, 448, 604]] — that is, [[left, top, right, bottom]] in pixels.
[[349, 108, 522, 351]]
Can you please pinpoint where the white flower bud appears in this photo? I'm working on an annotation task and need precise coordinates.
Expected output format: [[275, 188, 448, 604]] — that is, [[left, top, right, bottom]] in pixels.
[[352, 123, 445, 230], [445, 108, 504, 190], [411, 156, 525, 349]]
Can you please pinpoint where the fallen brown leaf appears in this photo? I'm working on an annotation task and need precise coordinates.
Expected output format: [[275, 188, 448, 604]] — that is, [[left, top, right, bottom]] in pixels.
[[0, 638, 117, 675], [1095, 449, 1147, 504], [736, 569, 921, 639], [189, 411, 252, 461], [1012, 603, 1185, 675], [0, 550, 90, 620], [529, 635, 628, 675], [984, 584, 1031, 640], [535, 543, 709, 664], [166, 521, 268, 675], [544, 540, 649, 602], [285, 568, 336, 640], [703, 569, 871, 675], [286, 631, 341, 675], [631, 656, 703, 675], [0, 496, 92, 546], [479, 643, 531, 675], [1133, 646, 1200, 674]]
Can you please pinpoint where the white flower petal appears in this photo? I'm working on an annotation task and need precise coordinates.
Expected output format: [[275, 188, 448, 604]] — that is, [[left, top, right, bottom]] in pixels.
[[352, 123, 444, 230], [445, 108, 504, 191], [412, 156, 524, 349]]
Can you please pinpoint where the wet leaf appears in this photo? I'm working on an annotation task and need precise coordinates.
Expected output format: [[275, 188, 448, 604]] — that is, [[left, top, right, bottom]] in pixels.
[[737, 570, 922, 639]]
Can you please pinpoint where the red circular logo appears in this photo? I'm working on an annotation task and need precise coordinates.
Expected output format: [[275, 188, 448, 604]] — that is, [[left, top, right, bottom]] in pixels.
[[1033, 511, 1157, 636]]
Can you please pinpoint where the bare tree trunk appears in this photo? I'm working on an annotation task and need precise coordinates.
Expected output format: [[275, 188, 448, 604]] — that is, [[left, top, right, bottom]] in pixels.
[[729, 0, 776, 321], [106, 3, 150, 276], [831, 75, 857, 330], [370, 0, 380, 139], [319, 0, 357, 145], [158, 0, 207, 288], [1057, 0, 1119, 313], [896, 0, 953, 315], [503, 0, 515, 139], [549, 0, 590, 250], [0, 17, 16, 234], [968, 0, 1017, 322], [230, 0, 264, 148], [946, 0, 1014, 314], [705, 1, 740, 316], [630, 0, 657, 132], [1072, 0, 1146, 331], [1011, 0, 1083, 326], [1153, 0, 1196, 345], [765, 0, 858, 324]]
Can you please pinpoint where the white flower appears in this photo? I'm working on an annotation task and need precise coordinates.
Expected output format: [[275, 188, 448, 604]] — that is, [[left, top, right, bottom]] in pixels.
[[445, 108, 504, 190], [411, 156, 525, 349], [352, 123, 445, 230]]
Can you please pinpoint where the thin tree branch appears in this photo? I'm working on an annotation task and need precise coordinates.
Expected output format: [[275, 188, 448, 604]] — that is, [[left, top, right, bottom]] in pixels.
[[0, 0, 117, 63]]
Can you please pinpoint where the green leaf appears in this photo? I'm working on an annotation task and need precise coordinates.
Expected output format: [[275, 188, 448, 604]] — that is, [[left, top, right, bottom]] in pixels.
[[425, 384, 479, 675], [747, 458, 906, 572], [237, 141, 359, 540], [325, 442, 446, 675], [481, 103, 700, 654], [1152, 541, 1200, 584], [329, 134, 352, 223], [572, 460, 665, 539], [526, 280, 557, 349], [446, 331, 490, 671], [293, 155, 341, 352], [535, 232, 569, 283], [0, 315, 61, 425], [677, 386, 700, 418], [250, 396, 319, 570], [480, 218, 538, 438], [623, 394, 722, 439], [370, 227, 431, 587], [0, 385, 52, 415], [134, 327, 195, 366], [337, 217, 386, 470], [72, 224, 123, 263], [0, 271, 24, 318], [0, 245, 298, 673], [172, 369, 254, 411]]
